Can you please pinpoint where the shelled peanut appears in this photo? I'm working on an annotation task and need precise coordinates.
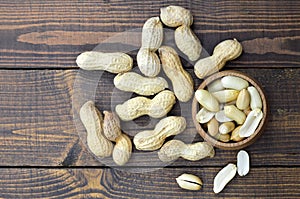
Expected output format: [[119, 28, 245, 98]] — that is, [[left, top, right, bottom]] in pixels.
[[195, 76, 264, 142], [176, 173, 203, 191]]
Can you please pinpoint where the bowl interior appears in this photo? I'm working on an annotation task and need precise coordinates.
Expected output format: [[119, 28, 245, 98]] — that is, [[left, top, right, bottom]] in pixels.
[[192, 70, 268, 150]]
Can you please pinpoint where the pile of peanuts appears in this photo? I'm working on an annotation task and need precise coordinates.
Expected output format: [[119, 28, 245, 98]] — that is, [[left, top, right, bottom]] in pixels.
[[76, 5, 262, 194], [195, 76, 264, 143], [76, 5, 224, 166]]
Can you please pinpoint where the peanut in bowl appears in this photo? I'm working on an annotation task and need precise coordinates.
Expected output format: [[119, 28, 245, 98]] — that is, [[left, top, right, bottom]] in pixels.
[[192, 70, 268, 150]]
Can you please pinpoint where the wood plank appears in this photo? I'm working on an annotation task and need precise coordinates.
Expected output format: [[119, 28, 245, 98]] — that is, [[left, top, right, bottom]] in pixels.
[[0, 68, 299, 167], [0, 167, 299, 198], [0, 0, 299, 68]]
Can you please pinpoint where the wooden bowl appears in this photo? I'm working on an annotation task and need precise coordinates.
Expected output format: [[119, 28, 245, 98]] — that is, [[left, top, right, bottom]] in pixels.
[[192, 70, 268, 150]]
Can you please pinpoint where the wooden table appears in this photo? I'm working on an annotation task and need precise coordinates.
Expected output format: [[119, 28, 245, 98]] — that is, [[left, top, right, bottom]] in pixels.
[[0, 0, 299, 198]]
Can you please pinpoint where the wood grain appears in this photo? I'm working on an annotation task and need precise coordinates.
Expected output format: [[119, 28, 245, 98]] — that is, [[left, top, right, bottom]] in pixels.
[[0, 167, 299, 198], [0, 68, 299, 167], [0, 0, 299, 68], [0, 1, 299, 198]]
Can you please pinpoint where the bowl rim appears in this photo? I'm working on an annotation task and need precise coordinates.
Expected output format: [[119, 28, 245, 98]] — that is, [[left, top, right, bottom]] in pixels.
[[192, 70, 268, 150]]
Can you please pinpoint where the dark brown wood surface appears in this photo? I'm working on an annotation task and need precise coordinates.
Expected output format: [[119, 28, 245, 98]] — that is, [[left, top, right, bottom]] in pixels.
[[0, 0, 299, 198], [0, 168, 299, 198]]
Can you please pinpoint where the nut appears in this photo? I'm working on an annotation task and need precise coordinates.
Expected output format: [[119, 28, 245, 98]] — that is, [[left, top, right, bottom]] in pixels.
[[196, 107, 215, 124], [212, 89, 239, 103], [112, 134, 132, 166], [159, 46, 194, 102], [194, 39, 242, 79], [213, 163, 237, 194], [174, 25, 202, 61], [133, 116, 186, 151], [207, 79, 225, 92], [214, 133, 230, 142], [224, 105, 246, 125], [115, 90, 176, 121], [137, 17, 163, 77], [195, 89, 220, 112], [236, 89, 250, 110], [248, 86, 262, 110], [207, 118, 219, 137], [239, 108, 263, 138], [141, 17, 163, 51], [79, 101, 113, 158], [76, 51, 133, 73], [160, 6, 201, 61], [137, 48, 161, 77], [160, 5, 193, 27], [113, 72, 168, 96], [219, 121, 235, 135], [237, 150, 250, 176], [103, 111, 132, 166], [230, 126, 244, 142], [103, 111, 122, 141], [221, 75, 249, 90], [176, 173, 203, 191], [158, 140, 215, 162]]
